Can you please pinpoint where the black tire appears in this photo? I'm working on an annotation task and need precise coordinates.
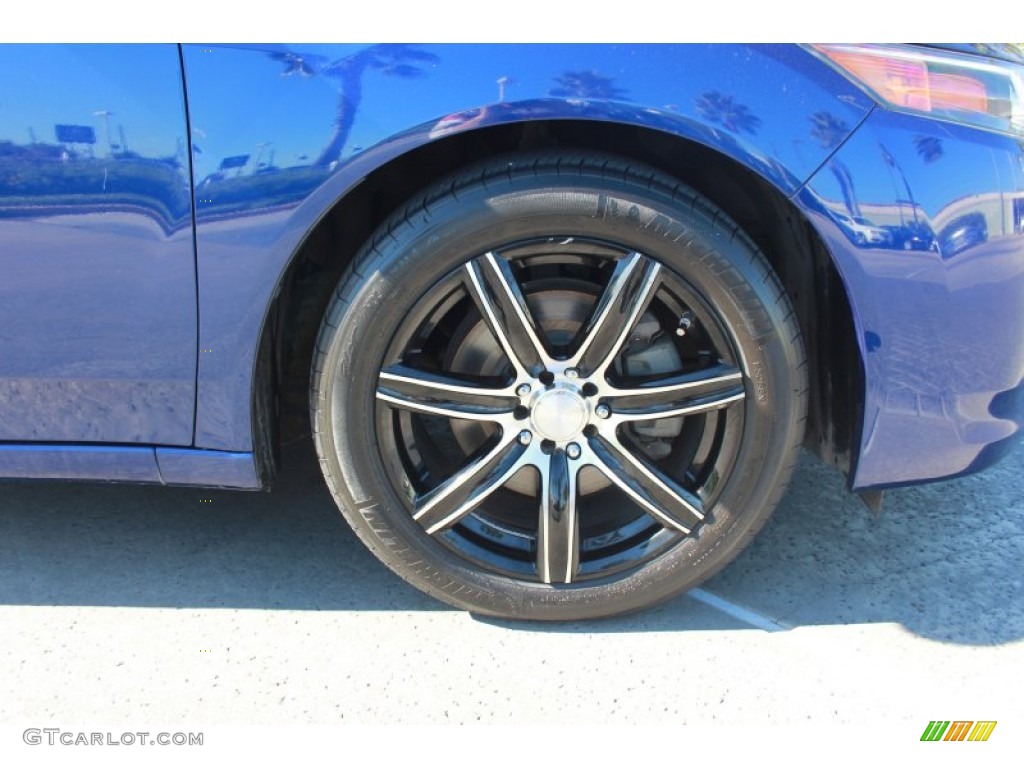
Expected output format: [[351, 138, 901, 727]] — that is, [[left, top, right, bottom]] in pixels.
[[312, 152, 807, 620]]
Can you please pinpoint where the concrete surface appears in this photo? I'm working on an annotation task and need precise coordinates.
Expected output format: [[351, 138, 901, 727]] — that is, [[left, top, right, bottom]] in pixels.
[[0, 440, 1020, 727]]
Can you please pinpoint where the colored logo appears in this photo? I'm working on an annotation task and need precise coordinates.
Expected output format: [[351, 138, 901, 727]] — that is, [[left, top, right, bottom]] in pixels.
[[921, 721, 997, 742]]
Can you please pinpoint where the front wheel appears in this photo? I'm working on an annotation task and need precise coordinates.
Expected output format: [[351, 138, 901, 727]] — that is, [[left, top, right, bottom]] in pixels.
[[312, 152, 807, 620]]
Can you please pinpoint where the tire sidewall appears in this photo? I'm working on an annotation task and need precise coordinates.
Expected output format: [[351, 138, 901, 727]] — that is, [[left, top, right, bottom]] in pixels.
[[315, 166, 803, 619]]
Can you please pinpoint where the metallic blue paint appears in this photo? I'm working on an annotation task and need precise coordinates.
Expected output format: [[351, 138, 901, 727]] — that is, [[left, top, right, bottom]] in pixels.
[[154, 448, 261, 489], [180, 43, 871, 451], [0, 45, 197, 445], [0, 444, 259, 488], [0, 43, 1020, 492], [0, 445, 160, 483], [797, 109, 1024, 487]]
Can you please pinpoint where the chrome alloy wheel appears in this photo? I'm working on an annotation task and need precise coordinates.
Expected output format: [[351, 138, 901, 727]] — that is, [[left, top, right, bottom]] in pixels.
[[374, 243, 747, 585]]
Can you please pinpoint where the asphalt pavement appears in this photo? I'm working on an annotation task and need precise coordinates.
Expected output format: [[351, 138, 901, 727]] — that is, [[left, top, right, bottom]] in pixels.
[[0, 439, 1020, 727]]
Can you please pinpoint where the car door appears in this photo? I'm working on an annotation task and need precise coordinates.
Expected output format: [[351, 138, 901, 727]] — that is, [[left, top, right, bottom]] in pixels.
[[0, 45, 196, 445]]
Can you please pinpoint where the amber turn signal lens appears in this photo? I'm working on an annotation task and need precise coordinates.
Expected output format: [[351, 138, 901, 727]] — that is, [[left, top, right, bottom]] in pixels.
[[809, 44, 1024, 137]]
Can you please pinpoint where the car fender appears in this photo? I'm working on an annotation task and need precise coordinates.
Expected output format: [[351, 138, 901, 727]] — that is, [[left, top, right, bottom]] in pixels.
[[180, 43, 872, 453]]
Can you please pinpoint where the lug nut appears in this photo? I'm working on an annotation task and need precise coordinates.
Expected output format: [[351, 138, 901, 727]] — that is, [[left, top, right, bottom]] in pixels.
[[566, 443, 581, 460], [516, 383, 531, 397], [595, 404, 611, 419], [518, 430, 533, 446], [564, 368, 579, 379]]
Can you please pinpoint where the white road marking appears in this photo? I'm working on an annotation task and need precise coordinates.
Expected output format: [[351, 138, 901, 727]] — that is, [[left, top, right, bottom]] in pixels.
[[689, 588, 792, 632]]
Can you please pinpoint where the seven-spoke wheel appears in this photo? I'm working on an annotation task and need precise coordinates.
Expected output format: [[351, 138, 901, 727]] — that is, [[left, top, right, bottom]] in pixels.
[[313, 153, 806, 619], [375, 249, 746, 584]]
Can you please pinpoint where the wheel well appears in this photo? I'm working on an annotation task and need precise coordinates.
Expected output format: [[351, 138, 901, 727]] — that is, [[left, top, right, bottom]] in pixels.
[[260, 120, 863, 481]]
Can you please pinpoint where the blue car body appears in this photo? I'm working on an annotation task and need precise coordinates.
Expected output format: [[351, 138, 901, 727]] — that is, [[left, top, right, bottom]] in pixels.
[[0, 43, 1021, 492]]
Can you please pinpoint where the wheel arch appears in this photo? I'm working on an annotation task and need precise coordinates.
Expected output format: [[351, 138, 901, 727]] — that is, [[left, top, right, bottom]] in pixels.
[[255, 119, 864, 484]]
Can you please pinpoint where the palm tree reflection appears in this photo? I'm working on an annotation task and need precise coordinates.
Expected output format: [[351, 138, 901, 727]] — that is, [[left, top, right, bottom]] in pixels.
[[913, 136, 943, 164], [268, 45, 440, 168], [695, 91, 761, 136], [268, 51, 326, 78], [810, 110, 860, 218], [313, 45, 439, 167], [549, 71, 630, 101]]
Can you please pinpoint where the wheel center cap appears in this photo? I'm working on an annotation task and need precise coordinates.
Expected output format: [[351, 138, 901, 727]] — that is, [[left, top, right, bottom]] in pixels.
[[532, 388, 587, 442]]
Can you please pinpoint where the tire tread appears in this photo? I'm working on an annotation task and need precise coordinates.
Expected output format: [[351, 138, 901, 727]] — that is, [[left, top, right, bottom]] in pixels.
[[311, 151, 807, 620]]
